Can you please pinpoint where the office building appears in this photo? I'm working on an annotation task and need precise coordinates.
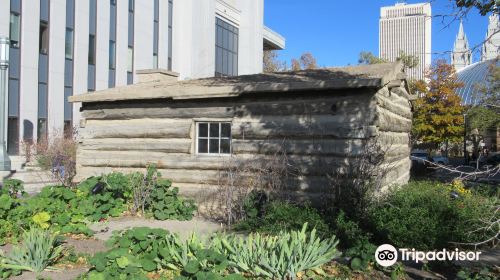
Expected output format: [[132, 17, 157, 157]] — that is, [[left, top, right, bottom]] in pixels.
[[0, 0, 285, 155], [379, 2, 431, 80]]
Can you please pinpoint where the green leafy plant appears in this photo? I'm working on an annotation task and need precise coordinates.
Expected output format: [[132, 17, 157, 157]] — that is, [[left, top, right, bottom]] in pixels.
[[345, 239, 376, 272], [212, 223, 340, 280], [368, 181, 498, 250], [234, 200, 329, 237], [87, 248, 149, 280], [0, 228, 65, 273], [1, 179, 26, 198], [456, 266, 497, 280], [32, 212, 51, 229]]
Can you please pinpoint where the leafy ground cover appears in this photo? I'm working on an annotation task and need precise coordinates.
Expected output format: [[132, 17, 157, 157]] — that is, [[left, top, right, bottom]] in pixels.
[[0, 165, 196, 246], [84, 223, 340, 280]]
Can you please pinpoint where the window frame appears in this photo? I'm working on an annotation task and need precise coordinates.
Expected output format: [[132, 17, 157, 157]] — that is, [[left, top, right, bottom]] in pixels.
[[65, 28, 74, 60], [39, 20, 49, 55], [9, 12, 20, 48], [88, 34, 96, 65], [196, 122, 232, 156], [215, 17, 238, 77]]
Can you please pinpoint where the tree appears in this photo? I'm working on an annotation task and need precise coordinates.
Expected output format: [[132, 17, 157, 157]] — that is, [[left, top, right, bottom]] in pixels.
[[412, 60, 465, 148], [289, 52, 318, 71], [299, 52, 318, 70], [291, 59, 301, 71], [263, 50, 286, 73], [454, 0, 498, 16], [358, 51, 387, 65], [397, 50, 419, 70]]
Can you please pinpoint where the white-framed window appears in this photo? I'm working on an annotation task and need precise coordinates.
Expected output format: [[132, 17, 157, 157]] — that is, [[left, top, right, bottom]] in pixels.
[[196, 122, 231, 155]]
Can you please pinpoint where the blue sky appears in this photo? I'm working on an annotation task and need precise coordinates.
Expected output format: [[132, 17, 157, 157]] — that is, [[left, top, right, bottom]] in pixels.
[[264, 0, 489, 67]]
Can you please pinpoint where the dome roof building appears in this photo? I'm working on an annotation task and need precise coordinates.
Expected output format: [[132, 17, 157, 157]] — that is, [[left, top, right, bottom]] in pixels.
[[455, 59, 498, 105]]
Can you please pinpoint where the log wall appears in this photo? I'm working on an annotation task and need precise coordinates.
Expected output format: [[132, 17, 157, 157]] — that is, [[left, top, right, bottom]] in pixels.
[[76, 87, 412, 198]]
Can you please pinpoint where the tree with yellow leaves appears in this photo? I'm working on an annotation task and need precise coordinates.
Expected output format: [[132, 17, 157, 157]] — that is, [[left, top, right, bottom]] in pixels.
[[412, 60, 465, 149]]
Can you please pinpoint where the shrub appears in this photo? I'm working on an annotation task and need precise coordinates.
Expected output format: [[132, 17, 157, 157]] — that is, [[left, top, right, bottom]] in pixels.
[[234, 200, 329, 237], [34, 131, 78, 187], [212, 223, 340, 280], [1, 179, 26, 198], [0, 228, 65, 273], [367, 181, 498, 250]]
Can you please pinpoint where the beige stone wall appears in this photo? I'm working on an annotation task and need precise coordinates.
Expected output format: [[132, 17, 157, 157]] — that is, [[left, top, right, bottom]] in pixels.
[[76, 86, 412, 198]]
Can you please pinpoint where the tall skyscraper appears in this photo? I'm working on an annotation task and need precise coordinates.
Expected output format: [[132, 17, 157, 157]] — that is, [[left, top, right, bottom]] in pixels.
[[451, 21, 472, 71], [481, 12, 500, 61], [379, 2, 431, 80]]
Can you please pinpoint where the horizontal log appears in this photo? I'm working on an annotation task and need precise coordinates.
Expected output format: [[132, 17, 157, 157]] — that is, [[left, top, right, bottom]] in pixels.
[[82, 96, 375, 120], [80, 138, 192, 153], [375, 107, 412, 133], [375, 94, 412, 119], [232, 116, 378, 139], [77, 147, 410, 179], [232, 139, 368, 156], [81, 119, 193, 139], [378, 131, 410, 146]]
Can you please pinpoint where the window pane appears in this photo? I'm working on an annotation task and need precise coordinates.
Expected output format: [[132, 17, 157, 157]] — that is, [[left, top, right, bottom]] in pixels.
[[37, 118, 47, 142], [39, 22, 49, 54], [209, 123, 219, 137], [209, 139, 219, 154], [220, 139, 231, 154], [198, 123, 208, 137], [109, 40, 116, 69], [65, 29, 74, 59], [88, 35, 96, 65], [129, 0, 134, 11], [127, 47, 133, 72], [198, 139, 208, 153], [153, 54, 158, 69], [7, 117, 19, 155], [216, 48, 223, 73], [221, 123, 231, 138], [9, 13, 20, 48]]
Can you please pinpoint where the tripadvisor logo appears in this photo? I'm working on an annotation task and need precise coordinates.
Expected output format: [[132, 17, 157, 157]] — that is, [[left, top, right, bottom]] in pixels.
[[375, 244, 398, 267], [375, 244, 482, 267]]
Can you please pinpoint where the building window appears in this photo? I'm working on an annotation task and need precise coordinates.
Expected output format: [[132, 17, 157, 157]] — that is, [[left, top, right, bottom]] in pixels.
[[37, 118, 47, 142], [65, 28, 74, 59], [168, 0, 173, 70], [9, 13, 20, 48], [39, 21, 49, 54], [153, 0, 159, 69], [109, 40, 116, 69], [127, 47, 133, 73], [196, 122, 231, 155], [88, 34, 96, 65], [215, 18, 238, 77]]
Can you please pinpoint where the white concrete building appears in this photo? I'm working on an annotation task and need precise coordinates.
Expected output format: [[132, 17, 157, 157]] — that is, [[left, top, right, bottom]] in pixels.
[[379, 2, 431, 80], [0, 0, 285, 155]]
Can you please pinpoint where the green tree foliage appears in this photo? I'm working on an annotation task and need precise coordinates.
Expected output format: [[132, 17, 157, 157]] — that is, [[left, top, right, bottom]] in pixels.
[[358, 51, 387, 65], [412, 60, 465, 145]]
